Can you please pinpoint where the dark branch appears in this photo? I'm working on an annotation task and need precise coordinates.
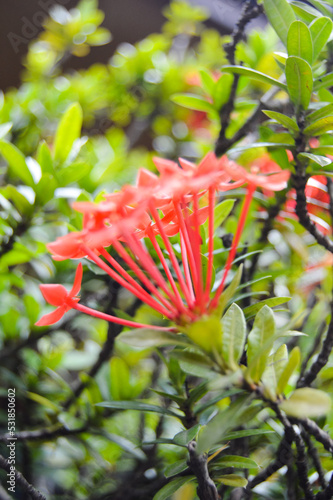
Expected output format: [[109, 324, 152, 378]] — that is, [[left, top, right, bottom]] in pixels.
[[0, 425, 88, 443], [301, 430, 327, 489], [294, 418, 333, 455], [187, 441, 219, 500], [0, 453, 46, 500], [298, 300, 333, 387]]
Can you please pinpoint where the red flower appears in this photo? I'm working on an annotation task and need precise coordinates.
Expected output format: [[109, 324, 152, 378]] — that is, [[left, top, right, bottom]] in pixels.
[[36, 264, 83, 326]]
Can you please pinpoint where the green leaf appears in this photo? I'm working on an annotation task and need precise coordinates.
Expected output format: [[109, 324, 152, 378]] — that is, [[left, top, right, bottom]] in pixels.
[[171, 351, 216, 379], [229, 142, 295, 155], [280, 388, 331, 417], [262, 110, 299, 132], [186, 316, 222, 353], [103, 431, 146, 460], [287, 21, 313, 64], [309, 17, 333, 61], [173, 424, 201, 446], [54, 102, 83, 163], [164, 460, 188, 478], [222, 429, 274, 441], [35, 174, 57, 205], [196, 396, 253, 453], [308, 0, 332, 17], [243, 297, 291, 320], [216, 265, 243, 316], [263, 0, 296, 45], [0, 185, 32, 215], [285, 56, 313, 111], [153, 476, 195, 500], [277, 347, 301, 394], [27, 392, 60, 413], [0, 122, 12, 139], [212, 455, 258, 469], [96, 401, 181, 418], [118, 329, 193, 348], [311, 145, 333, 155], [216, 474, 248, 487], [0, 141, 35, 186], [298, 152, 332, 167], [37, 141, 54, 175], [213, 73, 234, 109], [58, 162, 92, 185], [306, 103, 333, 124], [110, 358, 132, 401], [291, 1, 319, 23], [199, 69, 216, 95], [203, 199, 235, 235], [221, 303, 246, 369], [171, 93, 216, 113], [314, 72, 333, 91], [221, 65, 287, 90], [304, 116, 333, 136], [247, 306, 276, 383]]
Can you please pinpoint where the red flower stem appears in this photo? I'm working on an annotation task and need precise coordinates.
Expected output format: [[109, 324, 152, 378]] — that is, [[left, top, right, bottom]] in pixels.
[[147, 227, 193, 317], [210, 184, 255, 310], [205, 187, 215, 300], [83, 246, 174, 319], [173, 200, 198, 292], [149, 202, 194, 307], [112, 238, 178, 316], [99, 247, 166, 308], [180, 232, 195, 303], [72, 302, 174, 330], [192, 192, 204, 308]]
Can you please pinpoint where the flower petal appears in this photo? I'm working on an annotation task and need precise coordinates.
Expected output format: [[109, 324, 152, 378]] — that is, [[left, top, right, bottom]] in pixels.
[[70, 263, 83, 298], [40, 284, 68, 306], [35, 305, 67, 326]]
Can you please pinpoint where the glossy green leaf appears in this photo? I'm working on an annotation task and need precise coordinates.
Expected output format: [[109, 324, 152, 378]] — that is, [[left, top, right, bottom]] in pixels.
[[186, 316, 222, 353], [0, 185, 33, 215], [54, 102, 83, 163], [298, 152, 332, 167], [304, 116, 333, 135], [153, 476, 195, 500], [118, 329, 193, 348], [306, 103, 333, 124], [280, 388, 331, 417], [277, 346, 301, 394], [171, 93, 216, 113], [263, 110, 299, 132], [216, 265, 243, 316], [213, 455, 258, 469], [0, 122, 12, 139], [291, 1, 319, 23], [216, 474, 248, 487], [221, 65, 287, 90], [171, 351, 216, 379], [311, 145, 333, 155], [164, 460, 188, 478], [203, 199, 235, 235], [35, 174, 57, 205], [199, 69, 216, 95], [58, 162, 92, 185], [308, 0, 332, 16], [273, 344, 289, 382], [222, 429, 274, 441], [287, 21, 313, 64], [110, 358, 131, 401], [247, 306, 276, 383], [221, 303, 246, 369], [103, 431, 146, 460], [263, 0, 296, 45], [314, 72, 333, 91], [173, 424, 201, 446], [243, 297, 291, 320], [213, 73, 234, 109], [95, 401, 181, 418], [309, 17, 333, 61], [0, 141, 35, 186], [37, 141, 54, 175], [285, 56, 313, 111], [197, 396, 252, 453]]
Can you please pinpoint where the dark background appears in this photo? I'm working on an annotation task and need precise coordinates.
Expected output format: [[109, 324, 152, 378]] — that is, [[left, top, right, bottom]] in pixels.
[[0, 0, 258, 91]]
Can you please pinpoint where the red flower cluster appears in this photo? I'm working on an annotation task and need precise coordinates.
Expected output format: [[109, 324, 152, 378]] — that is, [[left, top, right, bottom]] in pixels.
[[36, 153, 290, 329]]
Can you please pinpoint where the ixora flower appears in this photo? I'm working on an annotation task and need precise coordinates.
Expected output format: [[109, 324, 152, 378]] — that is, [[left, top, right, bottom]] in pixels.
[[36, 152, 290, 330]]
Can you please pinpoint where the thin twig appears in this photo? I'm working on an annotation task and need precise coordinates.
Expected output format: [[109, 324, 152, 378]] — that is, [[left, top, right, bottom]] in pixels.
[[301, 430, 327, 489], [0, 453, 46, 500], [298, 300, 333, 387], [293, 418, 333, 455], [0, 425, 88, 443]]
